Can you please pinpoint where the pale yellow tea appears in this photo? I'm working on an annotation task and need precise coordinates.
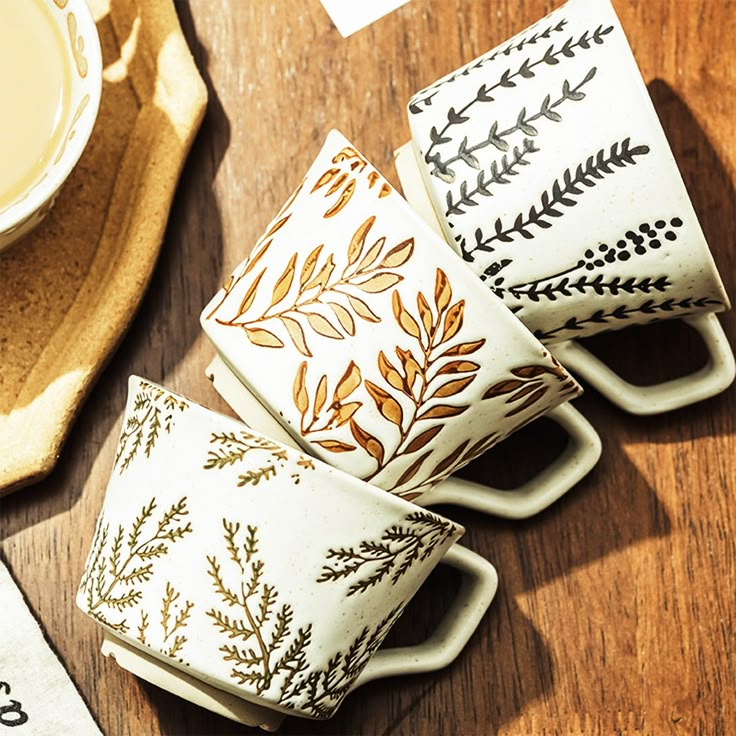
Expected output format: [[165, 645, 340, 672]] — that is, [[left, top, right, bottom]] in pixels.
[[0, 0, 73, 210]]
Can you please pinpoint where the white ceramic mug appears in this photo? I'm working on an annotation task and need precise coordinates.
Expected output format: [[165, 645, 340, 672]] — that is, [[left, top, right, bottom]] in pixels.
[[201, 130, 601, 519], [0, 0, 102, 252], [78, 376, 497, 729], [398, 0, 733, 415]]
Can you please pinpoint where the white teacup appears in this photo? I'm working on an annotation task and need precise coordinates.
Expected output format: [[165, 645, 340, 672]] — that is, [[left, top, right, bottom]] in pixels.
[[201, 130, 601, 519], [78, 377, 497, 728], [0, 0, 102, 252], [397, 0, 733, 414]]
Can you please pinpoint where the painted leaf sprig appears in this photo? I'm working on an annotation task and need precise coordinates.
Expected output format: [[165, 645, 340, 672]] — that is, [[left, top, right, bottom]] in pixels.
[[460, 138, 651, 262], [216, 216, 414, 356], [206, 521, 312, 696], [205, 182, 302, 320], [316, 511, 459, 596], [114, 382, 189, 474], [483, 360, 578, 418], [137, 582, 194, 661], [409, 18, 569, 114], [79, 497, 192, 634], [280, 605, 405, 719], [439, 66, 597, 186], [422, 24, 614, 171], [293, 268, 492, 493], [534, 297, 724, 341], [310, 145, 392, 218]]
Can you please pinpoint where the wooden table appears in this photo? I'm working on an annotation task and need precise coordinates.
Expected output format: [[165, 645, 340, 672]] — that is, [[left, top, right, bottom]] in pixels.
[[2, 0, 734, 733]]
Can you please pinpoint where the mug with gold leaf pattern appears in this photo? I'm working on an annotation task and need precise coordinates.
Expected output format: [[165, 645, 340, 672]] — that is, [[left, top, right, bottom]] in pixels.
[[78, 376, 497, 729], [0, 0, 102, 252], [201, 130, 601, 519]]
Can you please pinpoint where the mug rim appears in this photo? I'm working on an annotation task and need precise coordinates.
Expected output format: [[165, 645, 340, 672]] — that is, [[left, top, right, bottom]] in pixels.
[[0, 0, 103, 234], [118, 375, 468, 529]]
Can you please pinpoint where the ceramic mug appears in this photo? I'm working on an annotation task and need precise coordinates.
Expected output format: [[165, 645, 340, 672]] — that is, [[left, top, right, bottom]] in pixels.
[[77, 376, 497, 728], [397, 0, 734, 415], [201, 130, 601, 519], [0, 0, 102, 252]]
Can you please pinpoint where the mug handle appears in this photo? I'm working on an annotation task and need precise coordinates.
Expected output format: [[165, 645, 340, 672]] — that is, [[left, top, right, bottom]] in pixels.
[[352, 544, 497, 689], [551, 313, 735, 415], [417, 403, 601, 520]]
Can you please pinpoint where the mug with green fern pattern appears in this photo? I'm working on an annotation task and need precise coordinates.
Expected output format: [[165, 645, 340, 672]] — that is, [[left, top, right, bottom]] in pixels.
[[77, 376, 498, 729], [201, 129, 601, 520], [396, 0, 733, 415]]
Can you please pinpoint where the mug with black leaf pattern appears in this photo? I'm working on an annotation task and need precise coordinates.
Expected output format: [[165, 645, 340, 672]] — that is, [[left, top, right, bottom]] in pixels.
[[78, 376, 497, 729], [201, 130, 601, 520], [397, 0, 733, 414]]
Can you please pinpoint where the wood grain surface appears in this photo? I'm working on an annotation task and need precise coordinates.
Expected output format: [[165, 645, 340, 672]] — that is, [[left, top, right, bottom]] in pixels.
[[1, 1, 734, 734]]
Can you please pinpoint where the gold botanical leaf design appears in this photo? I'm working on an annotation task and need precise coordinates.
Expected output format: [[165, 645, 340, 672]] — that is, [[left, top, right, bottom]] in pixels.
[[78, 498, 192, 635], [316, 511, 459, 596], [204, 182, 304, 320], [214, 217, 413, 356], [311, 146, 393, 218], [206, 520, 312, 696], [114, 383, 189, 474], [482, 355, 578, 417], [294, 269, 488, 493], [204, 432, 306, 487], [138, 583, 194, 662]]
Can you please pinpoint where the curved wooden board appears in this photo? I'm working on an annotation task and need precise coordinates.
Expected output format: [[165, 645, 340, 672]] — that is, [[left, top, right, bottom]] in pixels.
[[0, 0, 207, 495]]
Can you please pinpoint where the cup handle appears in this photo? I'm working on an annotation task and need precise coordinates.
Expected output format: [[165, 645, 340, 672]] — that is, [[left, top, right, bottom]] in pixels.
[[351, 544, 498, 689], [551, 313, 735, 415], [416, 403, 601, 520]]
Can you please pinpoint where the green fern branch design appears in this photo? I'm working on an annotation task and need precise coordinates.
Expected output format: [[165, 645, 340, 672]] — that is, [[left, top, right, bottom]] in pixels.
[[114, 382, 189, 474], [280, 605, 405, 719], [439, 66, 596, 186], [317, 511, 459, 596], [422, 24, 614, 169], [460, 138, 651, 262], [534, 297, 724, 340], [206, 520, 312, 695], [79, 497, 192, 634], [409, 18, 568, 114], [204, 432, 297, 487]]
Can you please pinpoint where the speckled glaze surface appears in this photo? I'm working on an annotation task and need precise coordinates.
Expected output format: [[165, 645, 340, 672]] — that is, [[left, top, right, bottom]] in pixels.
[[201, 130, 594, 508], [77, 377, 497, 723], [0, 0, 102, 252], [406, 0, 729, 343]]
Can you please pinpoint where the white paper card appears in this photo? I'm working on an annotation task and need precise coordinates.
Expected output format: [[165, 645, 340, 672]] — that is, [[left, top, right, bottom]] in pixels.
[[0, 562, 102, 735], [320, 0, 410, 37]]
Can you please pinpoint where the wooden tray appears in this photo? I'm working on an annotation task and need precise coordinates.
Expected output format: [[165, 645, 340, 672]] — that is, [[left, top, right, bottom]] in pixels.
[[0, 0, 207, 495]]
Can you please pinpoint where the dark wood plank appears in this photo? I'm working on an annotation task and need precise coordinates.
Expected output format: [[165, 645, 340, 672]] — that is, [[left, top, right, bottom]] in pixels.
[[2, 0, 734, 734]]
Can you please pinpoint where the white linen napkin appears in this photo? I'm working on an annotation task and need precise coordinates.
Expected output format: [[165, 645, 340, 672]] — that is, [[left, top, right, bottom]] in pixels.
[[0, 561, 102, 734]]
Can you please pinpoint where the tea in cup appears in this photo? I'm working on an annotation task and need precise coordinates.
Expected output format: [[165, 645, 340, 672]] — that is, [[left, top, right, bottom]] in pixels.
[[0, 0, 102, 252]]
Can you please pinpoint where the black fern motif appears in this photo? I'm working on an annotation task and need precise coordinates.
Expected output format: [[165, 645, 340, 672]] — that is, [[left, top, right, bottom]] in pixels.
[[436, 67, 597, 183], [316, 512, 458, 596], [409, 18, 569, 114], [487, 217, 684, 301], [460, 138, 651, 262], [534, 297, 724, 340], [280, 605, 404, 719], [422, 24, 614, 170], [446, 138, 540, 215]]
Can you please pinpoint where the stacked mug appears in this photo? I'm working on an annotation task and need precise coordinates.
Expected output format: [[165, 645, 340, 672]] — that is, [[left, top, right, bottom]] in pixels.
[[78, 0, 733, 727]]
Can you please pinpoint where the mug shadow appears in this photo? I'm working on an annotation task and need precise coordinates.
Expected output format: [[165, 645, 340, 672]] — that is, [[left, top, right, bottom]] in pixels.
[[0, 2, 229, 540], [575, 79, 735, 434]]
